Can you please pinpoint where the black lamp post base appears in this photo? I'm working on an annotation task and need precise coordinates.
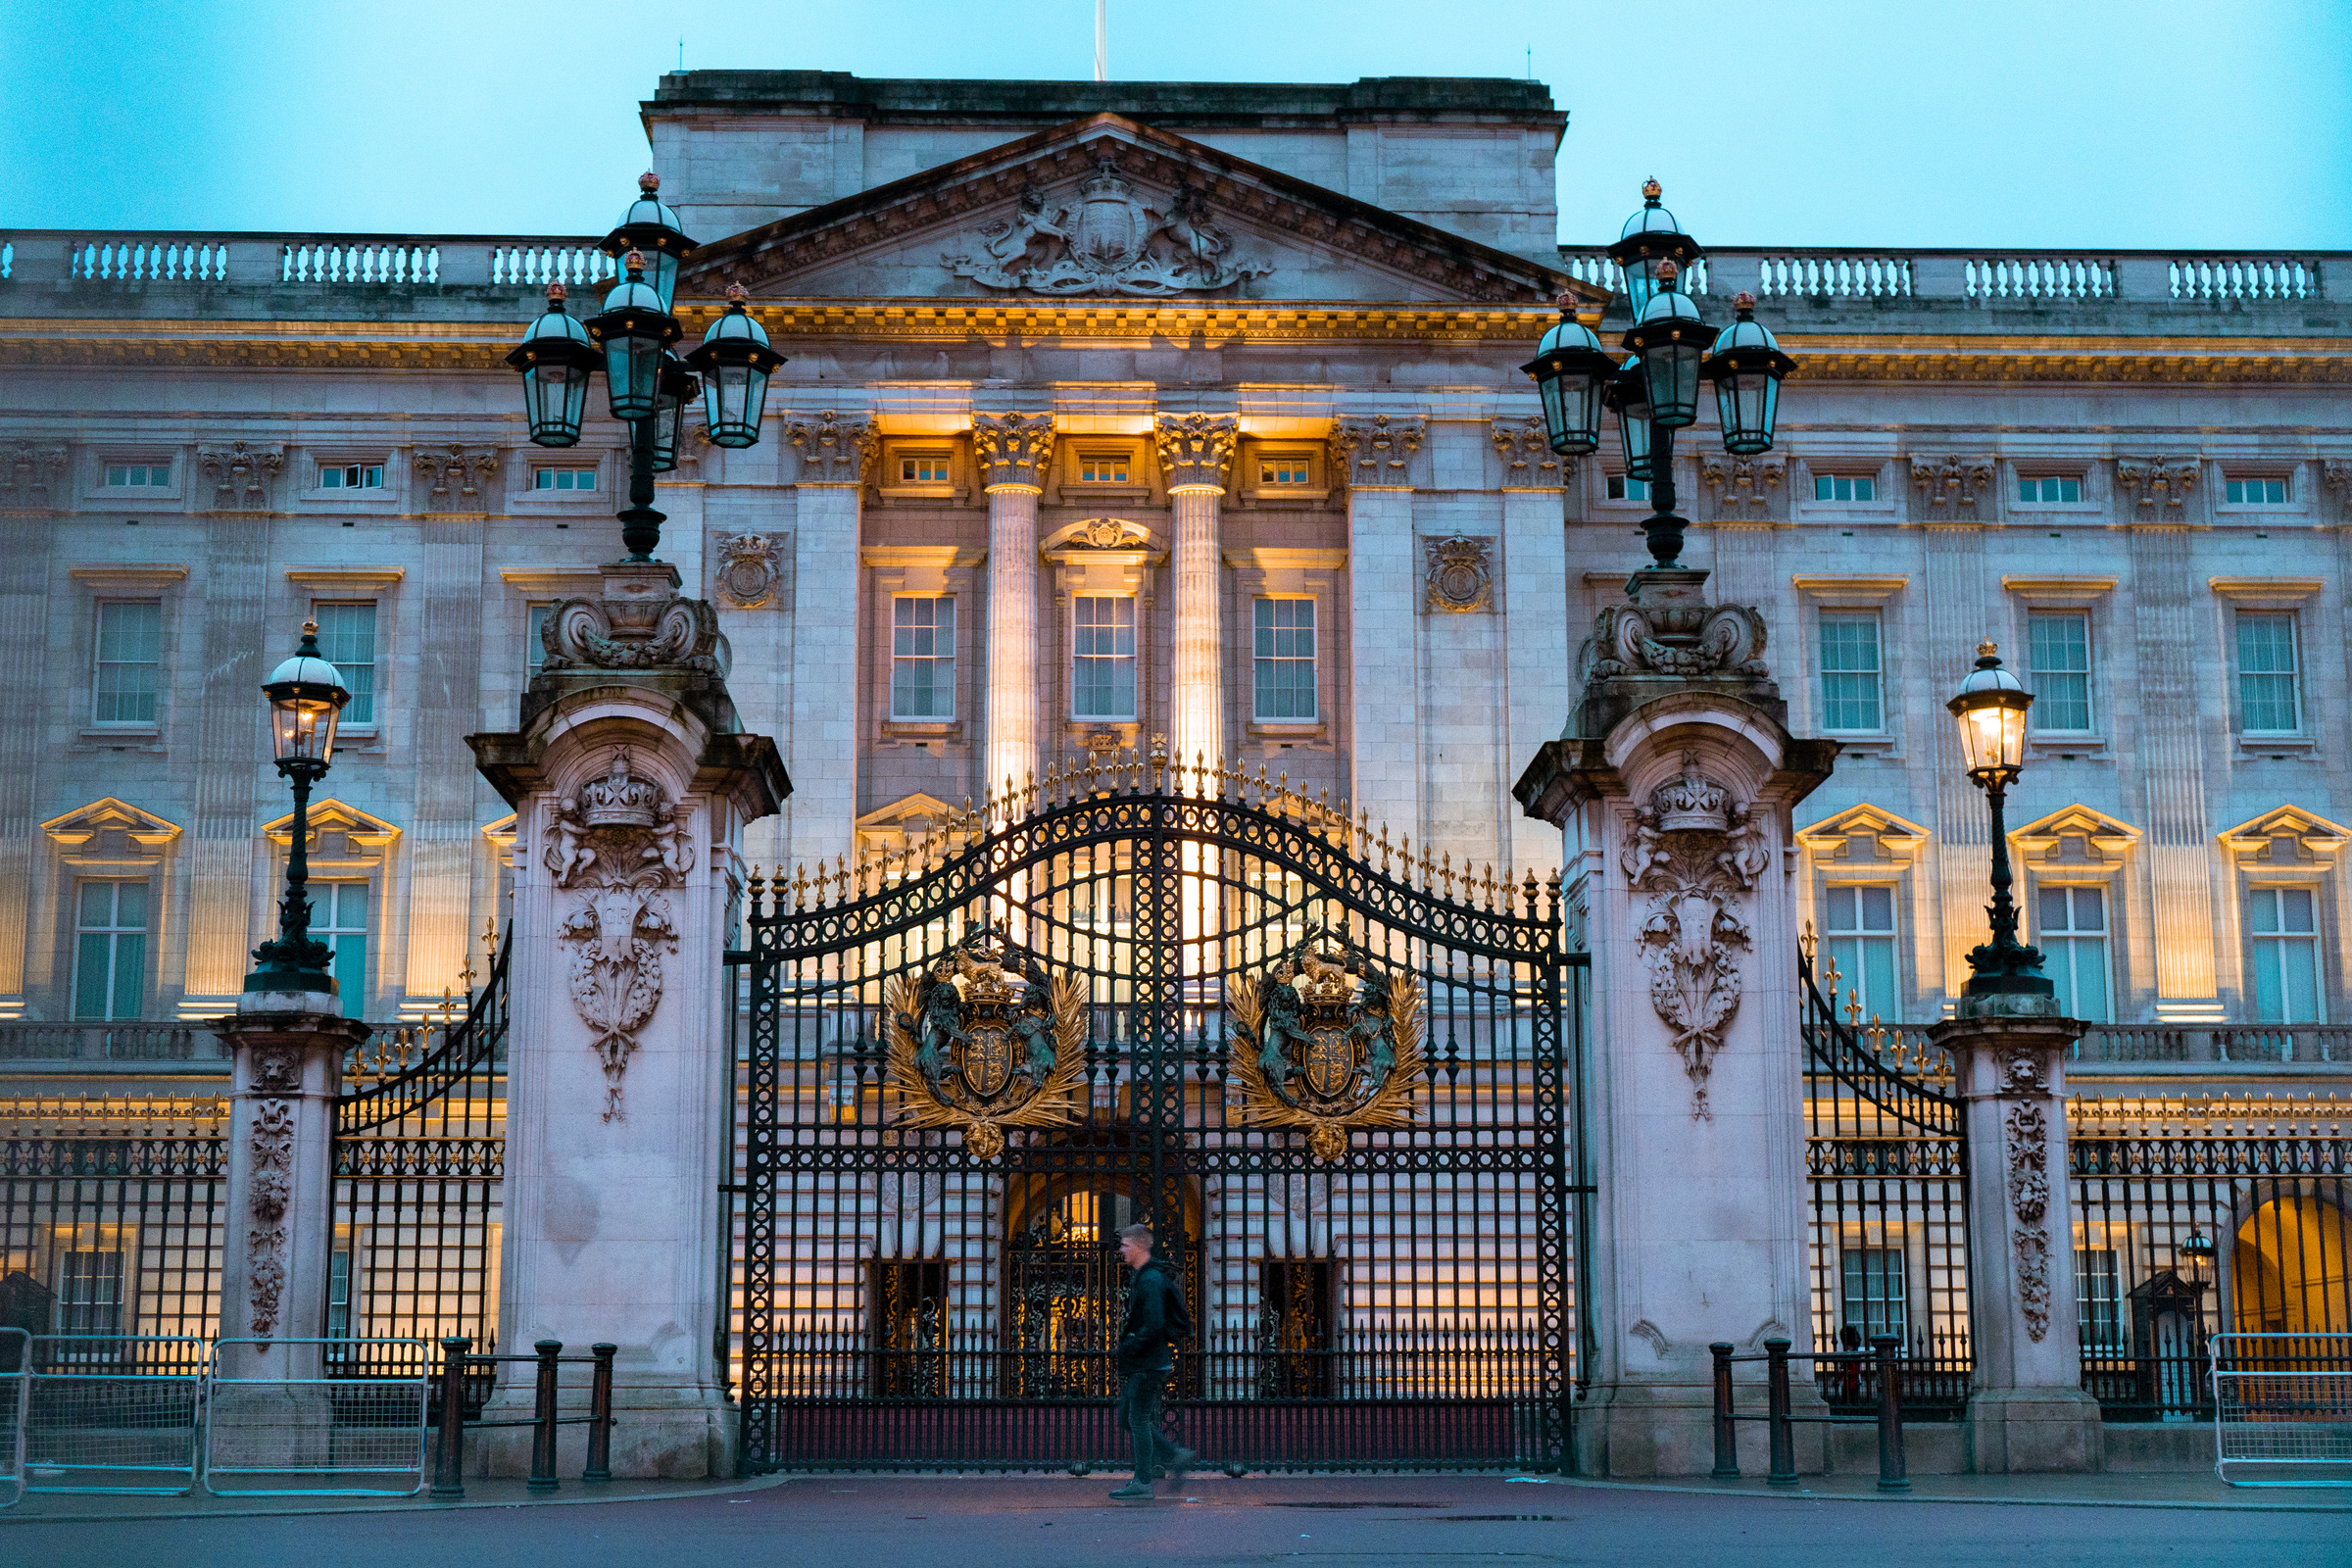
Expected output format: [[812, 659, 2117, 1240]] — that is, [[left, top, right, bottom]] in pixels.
[[243, 965, 339, 997], [1640, 511, 1690, 568]]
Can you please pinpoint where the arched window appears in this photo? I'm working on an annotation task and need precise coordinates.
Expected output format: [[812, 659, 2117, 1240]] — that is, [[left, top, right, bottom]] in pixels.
[[2232, 1194, 2352, 1335]]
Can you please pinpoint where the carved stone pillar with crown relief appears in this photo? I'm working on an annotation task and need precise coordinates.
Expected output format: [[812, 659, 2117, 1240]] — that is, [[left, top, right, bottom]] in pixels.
[[974, 414, 1054, 798], [1154, 413, 1237, 769]]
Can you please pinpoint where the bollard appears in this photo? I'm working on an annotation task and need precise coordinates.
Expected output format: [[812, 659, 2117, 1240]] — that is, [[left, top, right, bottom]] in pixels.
[[431, 1336, 471, 1499], [1871, 1335, 1909, 1493], [529, 1339, 563, 1493], [1764, 1338, 1796, 1488], [1709, 1343, 1739, 1479], [586, 1343, 616, 1482]]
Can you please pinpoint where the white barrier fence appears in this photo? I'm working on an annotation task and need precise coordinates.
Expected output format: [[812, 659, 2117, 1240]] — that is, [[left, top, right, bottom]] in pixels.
[[0, 1328, 25, 1507], [203, 1339, 429, 1496], [2212, 1333, 2352, 1488]]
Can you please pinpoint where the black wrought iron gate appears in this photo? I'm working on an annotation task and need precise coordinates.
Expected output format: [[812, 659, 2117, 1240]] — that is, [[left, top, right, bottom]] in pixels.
[[731, 757, 1574, 1472]]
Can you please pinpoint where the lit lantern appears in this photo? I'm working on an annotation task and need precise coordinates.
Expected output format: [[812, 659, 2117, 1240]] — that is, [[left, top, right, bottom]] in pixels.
[[504, 283, 603, 447], [1703, 292, 1797, 456], [684, 284, 787, 449], [1948, 640, 2034, 782], [263, 619, 351, 769]]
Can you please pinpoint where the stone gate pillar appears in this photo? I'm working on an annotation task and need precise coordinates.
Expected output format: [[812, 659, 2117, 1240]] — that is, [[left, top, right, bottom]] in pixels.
[[1517, 567, 1837, 1476], [469, 560, 788, 1477], [1927, 1010, 2102, 1472]]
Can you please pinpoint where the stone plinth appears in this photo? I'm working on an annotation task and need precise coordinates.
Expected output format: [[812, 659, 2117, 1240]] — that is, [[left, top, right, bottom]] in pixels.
[[1928, 1007, 2104, 1473], [1517, 567, 1838, 1477], [469, 562, 788, 1478]]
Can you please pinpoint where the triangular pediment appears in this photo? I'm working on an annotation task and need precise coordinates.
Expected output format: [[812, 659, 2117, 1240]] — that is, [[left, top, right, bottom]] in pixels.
[[2011, 803, 2142, 860], [42, 797, 181, 849], [262, 798, 401, 848], [682, 114, 1597, 308], [1795, 803, 1931, 858], [2219, 804, 2350, 860]]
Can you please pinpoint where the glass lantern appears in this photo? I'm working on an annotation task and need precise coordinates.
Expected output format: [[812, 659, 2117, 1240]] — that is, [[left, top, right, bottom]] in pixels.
[[1605, 177, 1703, 317], [585, 252, 682, 423], [1603, 359, 1653, 483], [262, 620, 351, 767], [648, 355, 700, 474], [1947, 641, 2034, 780], [1519, 306, 1616, 458], [504, 283, 603, 447], [1621, 260, 1714, 430], [599, 172, 697, 313], [684, 283, 788, 449], [1703, 292, 1797, 456]]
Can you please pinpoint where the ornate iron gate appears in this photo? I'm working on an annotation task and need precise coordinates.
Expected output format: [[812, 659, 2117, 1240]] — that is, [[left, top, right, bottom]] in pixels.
[[732, 755, 1573, 1472]]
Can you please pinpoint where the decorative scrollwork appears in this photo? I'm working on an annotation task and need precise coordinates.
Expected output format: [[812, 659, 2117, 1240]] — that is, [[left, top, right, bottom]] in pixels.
[[2005, 1100, 2053, 1342], [884, 927, 1088, 1160], [541, 593, 722, 673], [1226, 927, 1425, 1161], [1591, 600, 1767, 679]]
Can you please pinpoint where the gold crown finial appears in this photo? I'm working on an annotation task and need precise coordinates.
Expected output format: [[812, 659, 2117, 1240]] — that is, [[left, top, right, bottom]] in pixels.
[[724, 282, 749, 305], [1978, 639, 1998, 658], [639, 171, 661, 194], [546, 281, 567, 304], [1642, 176, 1662, 202], [1733, 290, 1756, 312], [623, 248, 647, 273], [1656, 258, 1679, 284]]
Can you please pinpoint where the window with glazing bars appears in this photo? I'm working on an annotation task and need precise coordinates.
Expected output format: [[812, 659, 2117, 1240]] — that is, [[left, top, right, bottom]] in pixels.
[[1818, 612, 1883, 731], [1840, 1249, 1907, 1340], [526, 604, 551, 683], [104, 463, 170, 487], [313, 603, 376, 727], [57, 1250, 124, 1335], [2027, 612, 2092, 732], [2248, 886, 2323, 1023], [890, 597, 956, 720], [2236, 613, 2300, 732], [2225, 476, 2286, 505], [1813, 474, 1875, 501], [2076, 1249, 2125, 1351], [2037, 885, 2111, 1023], [1072, 597, 1137, 720], [74, 879, 148, 1021], [2017, 475, 2082, 504], [1823, 884, 1898, 1024], [320, 463, 383, 489], [1252, 599, 1315, 720], [93, 600, 162, 724]]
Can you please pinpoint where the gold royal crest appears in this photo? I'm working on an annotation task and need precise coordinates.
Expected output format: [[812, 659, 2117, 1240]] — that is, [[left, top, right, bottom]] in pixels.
[[1227, 931, 1425, 1162], [886, 928, 1088, 1161]]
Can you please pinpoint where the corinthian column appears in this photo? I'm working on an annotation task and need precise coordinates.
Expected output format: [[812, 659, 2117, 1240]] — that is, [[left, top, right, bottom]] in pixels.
[[1153, 413, 1239, 772], [973, 414, 1054, 801]]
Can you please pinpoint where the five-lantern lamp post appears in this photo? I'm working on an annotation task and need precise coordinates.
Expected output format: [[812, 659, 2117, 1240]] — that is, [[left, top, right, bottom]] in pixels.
[[506, 172, 786, 563], [244, 620, 352, 998], [1947, 640, 2057, 1004], [1522, 179, 1796, 571]]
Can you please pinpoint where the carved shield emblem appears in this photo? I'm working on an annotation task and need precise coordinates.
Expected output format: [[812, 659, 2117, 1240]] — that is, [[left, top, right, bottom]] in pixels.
[[1073, 186, 1146, 271], [885, 927, 1089, 1160], [959, 1020, 1016, 1101]]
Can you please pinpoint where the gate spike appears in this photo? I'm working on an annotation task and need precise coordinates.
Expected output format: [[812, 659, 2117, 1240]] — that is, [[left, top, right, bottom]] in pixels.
[[1022, 767, 1036, 815], [835, 855, 850, 905], [1379, 824, 1392, 874], [1484, 863, 1497, 910], [793, 862, 808, 910], [1440, 852, 1453, 900], [1522, 867, 1539, 914]]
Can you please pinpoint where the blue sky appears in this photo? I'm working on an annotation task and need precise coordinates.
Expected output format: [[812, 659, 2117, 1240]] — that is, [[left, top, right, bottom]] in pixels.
[[3, 0, 2347, 248]]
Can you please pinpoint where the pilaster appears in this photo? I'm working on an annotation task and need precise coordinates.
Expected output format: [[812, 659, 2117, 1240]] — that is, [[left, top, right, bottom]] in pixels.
[[402, 514, 488, 1011], [1335, 416, 1425, 842], [1154, 413, 1237, 769], [0, 483, 59, 1011], [1500, 482, 1568, 882], [974, 413, 1054, 799], [786, 410, 875, 875], [183, 490, 275, 1004]]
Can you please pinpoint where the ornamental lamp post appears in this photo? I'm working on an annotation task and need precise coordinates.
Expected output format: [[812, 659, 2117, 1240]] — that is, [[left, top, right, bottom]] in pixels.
[[1518, 304, 1616, 458], [1947, 640, 2055, 1004], [1607, 176, 1702, 318], [507, 173, 787, 565], [245, 620, 351, 997]]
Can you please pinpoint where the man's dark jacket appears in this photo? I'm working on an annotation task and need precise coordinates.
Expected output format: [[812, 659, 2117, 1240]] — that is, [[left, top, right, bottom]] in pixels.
[[1115, 1257, 1191, 1375]]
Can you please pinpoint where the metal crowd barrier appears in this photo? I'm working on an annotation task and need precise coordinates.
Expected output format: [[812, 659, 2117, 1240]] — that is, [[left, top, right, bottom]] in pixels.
[[429, 1337, 615, 1498], [0, 1327, 26, 1507], [1711, 1336, 1909, 1492], [24, 1335, 207, 1494], [2212, 1332, 2352, 1488], [203, 1339, 430, 1496]]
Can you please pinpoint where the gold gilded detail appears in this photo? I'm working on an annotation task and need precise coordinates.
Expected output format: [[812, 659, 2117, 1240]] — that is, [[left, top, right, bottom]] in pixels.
[[885, 927, 1088, 1160], [1227, 929, 1425, 1162]]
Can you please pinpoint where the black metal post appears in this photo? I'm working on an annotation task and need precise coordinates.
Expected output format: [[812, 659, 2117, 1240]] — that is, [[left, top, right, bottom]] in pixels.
[[1764, 1338, 1796, 1487], [529, 1338, 563, 1493], [1984, 777, 2019, 954], [616, 415, 663, 562], [586, 1343, 616, 1482], [430, 1336, 470, 1498], [1709, 1342, 1739, 1479], [1872, 1335, 1909, 1492], [1640, 420, 1686, 567], [248, 758, 336, 992]]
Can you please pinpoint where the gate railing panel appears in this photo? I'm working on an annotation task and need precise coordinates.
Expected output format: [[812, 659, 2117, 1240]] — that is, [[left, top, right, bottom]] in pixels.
[[203, 1338, 429, 1495], [2212, 1333, 2352, 1486], [23, 1335, 206, 1494]]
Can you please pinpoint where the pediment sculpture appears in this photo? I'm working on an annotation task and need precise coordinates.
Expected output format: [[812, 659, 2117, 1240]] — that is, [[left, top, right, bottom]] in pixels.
[[944, 152, 1273, 298], [546, 748, 694, 1122], [884, 927, 1088, 1160], [1227, 930, 1425, 1161], [1622, 754, 1771, 1119]]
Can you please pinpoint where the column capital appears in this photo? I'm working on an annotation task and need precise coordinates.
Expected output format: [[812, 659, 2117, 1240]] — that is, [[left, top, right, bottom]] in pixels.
[[973, 412, 1056, 490], [1329, 415, 1425, 491], [1153, 412, 1238, 492], [786, 409, 878, 486]]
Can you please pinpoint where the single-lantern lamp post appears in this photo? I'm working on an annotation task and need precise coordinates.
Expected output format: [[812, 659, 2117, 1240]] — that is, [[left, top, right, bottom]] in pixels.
[[1525, 180, 1796, 572], [1947, 640, 2054, 1004], [245, 620, 351, 998], [506, 174, 787, 566]]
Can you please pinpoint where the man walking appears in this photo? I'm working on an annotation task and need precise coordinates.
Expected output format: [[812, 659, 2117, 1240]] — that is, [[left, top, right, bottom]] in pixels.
[[1109, 1222, 1196, 1500]]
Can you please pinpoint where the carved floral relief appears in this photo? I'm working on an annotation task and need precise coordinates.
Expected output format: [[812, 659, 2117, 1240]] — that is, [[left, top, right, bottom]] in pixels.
[[246, 1099, 296, 1343], [943, 151, 1273, 298], [2005, 1100, 2053, 1342]]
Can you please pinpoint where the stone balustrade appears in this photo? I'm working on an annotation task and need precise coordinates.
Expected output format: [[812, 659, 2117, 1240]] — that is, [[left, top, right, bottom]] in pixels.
[[1859, 1020, 2351, 1070]]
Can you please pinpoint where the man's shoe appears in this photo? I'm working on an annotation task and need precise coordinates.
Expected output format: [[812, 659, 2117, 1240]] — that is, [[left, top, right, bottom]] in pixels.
[[1166, 1446, 1197, 1484], [1108, 1482, 1155, 1500]]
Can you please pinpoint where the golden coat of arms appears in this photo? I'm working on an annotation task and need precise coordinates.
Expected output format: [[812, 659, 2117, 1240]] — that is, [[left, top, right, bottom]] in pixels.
[[885, 928, 1088, 1160], [1227, 933, 1425, 1161]]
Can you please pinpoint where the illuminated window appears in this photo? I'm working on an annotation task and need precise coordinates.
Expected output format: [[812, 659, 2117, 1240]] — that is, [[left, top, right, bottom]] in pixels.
[[2076, 1249, 2125, 1351], [1077, 452, 1130, 483], [1258, 455, 1313, 486], [1252, 599, 1315, 720], [891, 597, 956, 720], [899, 454, 951, 484], [57, 1250, 125, 1335], [1840, 1249, 1906, 1341], [1072, 597, 1137, 720], [2018, 475, 2082, 504]]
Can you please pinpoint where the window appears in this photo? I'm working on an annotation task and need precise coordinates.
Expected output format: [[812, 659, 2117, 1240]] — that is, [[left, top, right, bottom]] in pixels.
[[1252, 599, 1316, 721], [57, 1250, 125, 1335], [2077, 1249, 2125, 1352], [2248, 887, 2322, 1023], [898, 454, 950, 484], [890, 597, 956, 720], [2027, 612, 2092, 732], [318, 882, 368, 1021], [93, 600, 163, 725], [1823, 885, 1898, 1024], [319, 463, 383, 489], [1818, 612, 1883, 732], [74, 880, 148, 1021], [1072, 597, 1137, 720], [526, 604, 551, 683], [2037, 885, 2111, 1023], [2226, 476, 2287, 505], [1605, 475, 1650, 502], [1077, 452, 1130, 484], [1840, 1249, 1907, 1340], [326, 1250, 353, 1341], [1258, 455, 1313, 487], [312, 603, 376, 728], [532, 467, 596, 491], [1813, 474, 1876, 502], [104, 463, 170, 487], [2017, 476, 2082, 504], [2235, 613, 2301, 733]]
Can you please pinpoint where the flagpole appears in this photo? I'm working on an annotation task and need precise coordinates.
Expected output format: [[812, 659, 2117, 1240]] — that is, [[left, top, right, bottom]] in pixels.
[[1095, 0, 1108, 81]]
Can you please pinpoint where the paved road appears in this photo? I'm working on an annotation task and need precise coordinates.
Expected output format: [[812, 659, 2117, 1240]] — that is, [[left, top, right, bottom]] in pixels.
[[10, 1475, 2346, 1566]]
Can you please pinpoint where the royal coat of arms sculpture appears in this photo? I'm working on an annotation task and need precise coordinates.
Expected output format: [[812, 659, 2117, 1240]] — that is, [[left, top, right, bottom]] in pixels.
[[1227, 933, 1425, 1161], [885, 928, 1089, 1160]]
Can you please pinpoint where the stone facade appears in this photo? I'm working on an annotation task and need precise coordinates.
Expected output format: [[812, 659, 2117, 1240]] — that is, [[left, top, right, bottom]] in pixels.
[[0, 73, 2346, 1039]]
